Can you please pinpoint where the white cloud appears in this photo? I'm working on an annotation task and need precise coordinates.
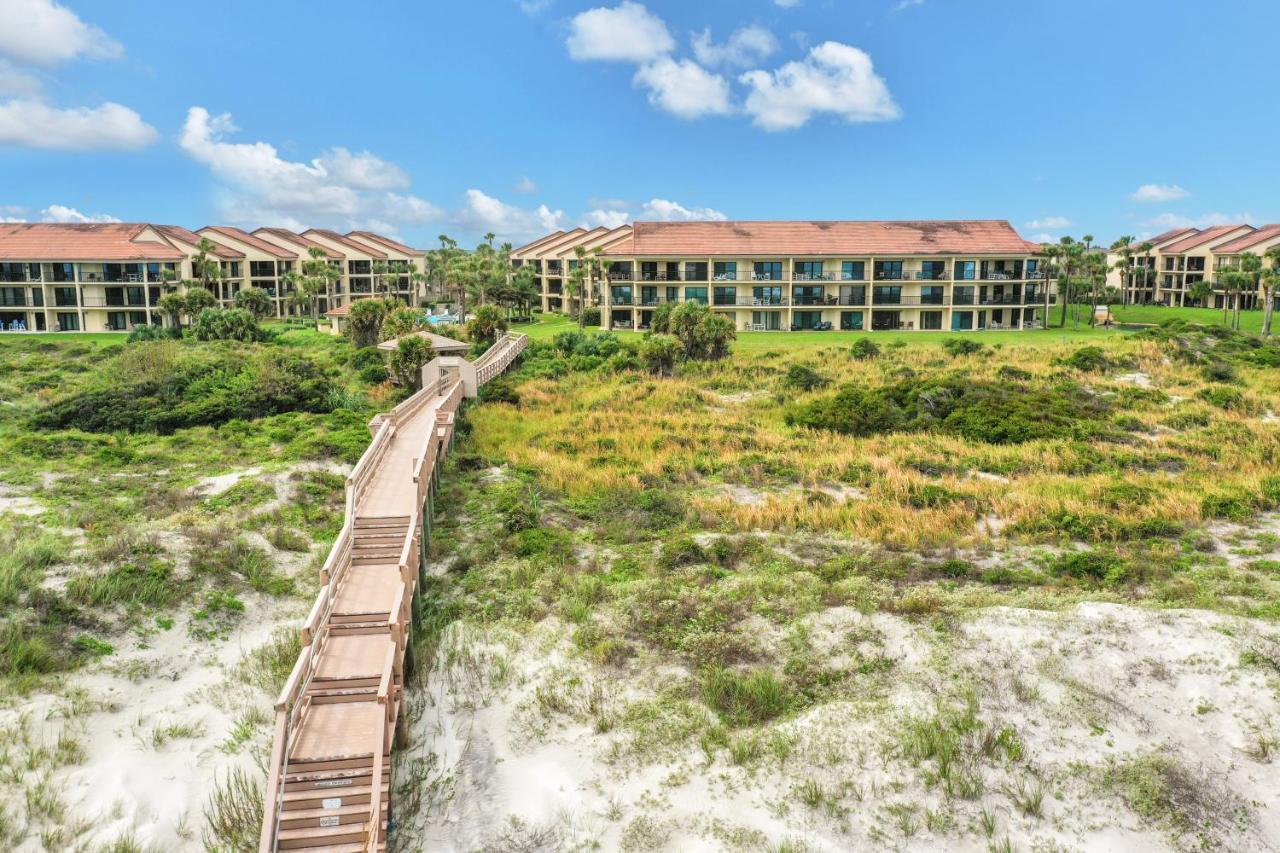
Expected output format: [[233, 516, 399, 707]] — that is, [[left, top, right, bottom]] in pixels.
[[639, 198, 726, 221], [1131, 183, 1190, 203], [457, 189, 565, 240], [691, 25, 778, 69], [634, 57, 732, 119], [0, 98, 156, 150], [774, 0, 801, 6], [517, 0, 551, 13], [583, 209, 632, 229], [1026, 216, 1073, 230], [566, 1, 674, 63], [1029, 233, 1055, 244], [894, 0, 925, 10], [515, 176, 538, 194], [0, 59, 41, 96], [740, 41, 900, 131], [40, 204, 119, 223], [179, 105, 447, 235], [1142, 212, 1252, 230], [0, 0, 123, 68]]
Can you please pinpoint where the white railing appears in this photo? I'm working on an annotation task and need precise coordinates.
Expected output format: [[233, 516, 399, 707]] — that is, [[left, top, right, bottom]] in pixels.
[[259, 331, 526, 852]]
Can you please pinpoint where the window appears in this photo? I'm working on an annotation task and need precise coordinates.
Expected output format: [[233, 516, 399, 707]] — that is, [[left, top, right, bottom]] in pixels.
[[56, 312, 79, 331], [920, 311, 943, 330], [839, 285, 866, 305], [640, 262, 657, 280], [752, 286, 783, 305], [793, 310, 823, 330], [611, 286, 632, 304], [874, 261, 903, 280], [795, 261, 824, 281], [794, 285, 825, 305], [954, 261, 976, 281], [348, 260, 371, 275], [30, 288, 43, 307], [871, 310, 901, 330], [713, 261, 737, 281], [951, 311, 974, 330], [753, 261, 782, 281], [840, 310, 864, 330], [250, 261, 276, 278], [54, 287, 77, 307], [953, 285, 975, 305], [684, 287, 708, 304], [921, 260, 947, 280], [666, 286, 679, 302], [685, 262, 708, 281], [873, 285, 902, 304], [920, 286, 945, 305], [841, 261, 865, 281], [713, 286, 737, 305], [106, 312, 129, 331], [640, 286, 658, 305], [126, 286, 146, 306], [666, 262, 681, 281], [751, 311, 782, 330]]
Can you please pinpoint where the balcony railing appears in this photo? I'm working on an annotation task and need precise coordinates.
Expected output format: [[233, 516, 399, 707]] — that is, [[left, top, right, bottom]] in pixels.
[[874, 271, 905, 280], [81, 297, 150, 308], [914, 270, 949, 280], [0, 296, 29, 307], [980, 271, 1023, 281]]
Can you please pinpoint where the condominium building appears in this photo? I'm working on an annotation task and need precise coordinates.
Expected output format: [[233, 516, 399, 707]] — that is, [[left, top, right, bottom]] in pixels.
[[560, 219, 1049, 332], [1110, 223, 1280, 308], [0, 223, 425, 332], [510, 226, 631, 315]]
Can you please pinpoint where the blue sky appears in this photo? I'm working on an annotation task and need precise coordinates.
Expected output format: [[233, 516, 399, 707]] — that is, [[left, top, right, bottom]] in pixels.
[[0, 0, 1276, 248]]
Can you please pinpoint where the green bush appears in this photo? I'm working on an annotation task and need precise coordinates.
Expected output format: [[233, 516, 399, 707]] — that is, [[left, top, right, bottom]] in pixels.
[[1050, 550, 1126, 585], [849, 338, 880, 360], [192, 308, 264, 342], [782, 364, 830, 391], [701, 667, 797, 726], [639, 334, 682, 377], [1061, 346, 1110, 372], [942, 338, 985, 357], [580, 307, 601, 327], [1196, 386, 1246, 411], [494, 482, 541, 533]]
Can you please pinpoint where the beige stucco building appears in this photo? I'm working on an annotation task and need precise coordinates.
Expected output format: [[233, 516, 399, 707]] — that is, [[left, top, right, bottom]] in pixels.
[[516, 220, 1052, 332], [0, 222, 425, 332], [1109, 223, 1280, 309]]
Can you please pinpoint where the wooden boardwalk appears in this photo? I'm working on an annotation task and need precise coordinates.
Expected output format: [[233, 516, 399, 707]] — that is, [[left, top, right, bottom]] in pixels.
[[259, 333, 527, 852]]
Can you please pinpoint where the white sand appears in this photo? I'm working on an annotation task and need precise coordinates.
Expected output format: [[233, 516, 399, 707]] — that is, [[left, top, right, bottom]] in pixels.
[[399, 604, 1280, 852]]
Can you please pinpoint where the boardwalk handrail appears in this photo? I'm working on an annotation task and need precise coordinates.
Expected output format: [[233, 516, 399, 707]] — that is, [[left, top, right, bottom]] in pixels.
[[258, 332, 527, 852]]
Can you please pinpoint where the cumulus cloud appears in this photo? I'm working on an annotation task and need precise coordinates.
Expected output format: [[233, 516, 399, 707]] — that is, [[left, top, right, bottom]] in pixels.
[[1131, 183, 1189, 203], [640, 198, 727, 221], [634, 57, 732, 119], [1026, 216, 1073, 230], [566, 1, 674, 63], [179, 106, 444, 232], [0, 59, 41, 96], [740, 41, 900, 131], [0, 0, 122, 67], [0, 98, 156, 150], [456, 189, 565, 240], [691, 25, 778, 69], [514, 176, 538, 194], [1141, 211, 1252, 230], [583, 209, 632, 229], [40, 204, 119, 223]]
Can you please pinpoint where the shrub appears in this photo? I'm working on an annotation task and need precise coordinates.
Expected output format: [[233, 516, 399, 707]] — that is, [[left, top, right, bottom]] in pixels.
[[996, 365, 1032, 381], [388, 335, 432, 389], [126, 324, 174, 343], [467, 304, 509, 347], [192, 308, 264, 342], [347, 298, 389, 349], [639, 334, 683, 377], [1200, 491, 1257, 522], [667, 302, 735, 361], [1061, 346, 1110, 372], [494, 482, 541, 533], [1202, 361, 1237, 383], [358, 362, 388, 384], [657, 536, 705, 571], [849, 338, 880, 360], [233, 287, 273, 320], [1050, 550, 1126, 585], [580, 307, 601, 327], [650, 302, 674, 334], [1196, 386, 1246, 411], [942, 338, 985, 357], [905, 483, 967, 509], [782, 364, 830, 392]]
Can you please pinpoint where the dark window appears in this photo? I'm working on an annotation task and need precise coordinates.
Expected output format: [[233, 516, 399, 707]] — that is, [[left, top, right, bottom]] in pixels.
[[751, 311, 782, 330], [56, 312, 79, 331], [640, 262, 657, 280], [55, 287, 78, 307], [611, 286, 632, 304], [953, 285, 975, 305], [752, 286, 783, 305], [873, 285, 902, 304], [714, 261, 737, 280], [713, 286, 737, 305], [753, 262, 782, 281], [874, 261, 903, 280], [841, 261, 865, 281], [31, 288, 43, 307], [871, 310, 901, 330], [250, 261, 276, 277], [640, 286, 658, 305], [954, 261, 976, 281], [840, 285, 866, 305], [920, 310, 943, 330], [793, 310, 823, 330], [348, 260, 371, 275], [920, 286, 945, 305], [840, 310, 863, 330], [794, 285, 825, 305], [684, 287, 707, 304], [951, 311, 973, 330], [666, 286, 679, 302], [921, 261, 947, 280], [666, 262, 681, 281], [684, 262, 708, 281], [795, 261, 825, 280]]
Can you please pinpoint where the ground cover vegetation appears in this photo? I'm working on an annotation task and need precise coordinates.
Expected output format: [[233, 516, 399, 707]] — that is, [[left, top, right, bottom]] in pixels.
[[398, 317, 1280, 851]]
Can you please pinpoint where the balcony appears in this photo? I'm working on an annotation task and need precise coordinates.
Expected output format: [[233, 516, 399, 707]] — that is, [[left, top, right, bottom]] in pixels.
[[980, 270, 1023, 281], [872, 295, 948, 306], [0, 295, 29, 307], [81, 296, 149, 308], [794, 272, 837, 282], [874, 271, 905, 281], [914, 269, 949, 281]]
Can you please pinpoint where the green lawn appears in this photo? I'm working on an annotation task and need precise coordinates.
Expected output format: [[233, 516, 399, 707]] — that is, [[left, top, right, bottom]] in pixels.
[[1110, 303, 1262, 333]]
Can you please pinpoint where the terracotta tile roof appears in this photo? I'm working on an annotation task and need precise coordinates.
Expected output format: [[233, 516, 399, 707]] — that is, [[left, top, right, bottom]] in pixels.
[[153, 225, 245, 259], [345, 231, 425, 257], [325, 304, 351, 317], [512, 230, 567, 255], [1160, 224, 1251, 254], [253, 227, 341, 259], [200, 225, 298, 259], [602, 220, 1041, 257], [1210, 224, 1280, 254], [1140, 227, 1199, 249], [304, 228, 387, 258], [0, 223, 186, 260], [549, 225, 632, 258], [536, 228, 607, 259]]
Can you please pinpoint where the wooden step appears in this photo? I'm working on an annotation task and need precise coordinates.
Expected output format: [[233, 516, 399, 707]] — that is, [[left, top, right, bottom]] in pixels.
[[354, 516, 410, 529], [279, 801, 387, 830], [293, 843, 385, 853], [283, 767, 389, 792], [277, 820, 384, 849], [283, 781, 388, 810]]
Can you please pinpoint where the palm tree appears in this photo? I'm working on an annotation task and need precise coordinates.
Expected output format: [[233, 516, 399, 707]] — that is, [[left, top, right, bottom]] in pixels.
[[1187, 278, 1213, 308], [1262, 246, 1280, 338], [285, 246, 340, 330], [1054, 237, 1085, 328], [1110, 235, 1134, 307], [1039, 242, 1060, 327], [1238, 251, 1262, 331]]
